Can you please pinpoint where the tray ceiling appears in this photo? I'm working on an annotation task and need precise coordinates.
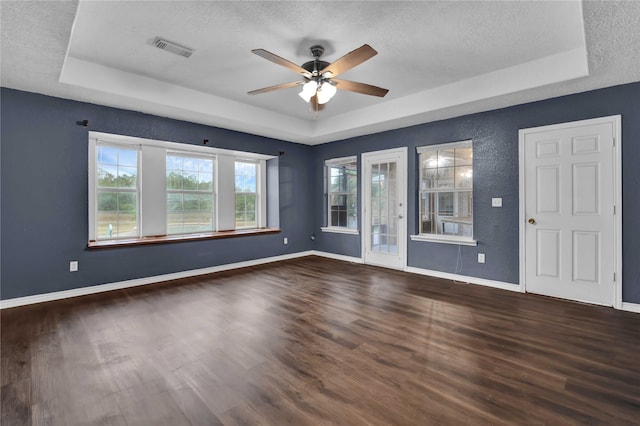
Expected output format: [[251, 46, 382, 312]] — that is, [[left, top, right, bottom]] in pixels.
[[2, 1, 639, 144]]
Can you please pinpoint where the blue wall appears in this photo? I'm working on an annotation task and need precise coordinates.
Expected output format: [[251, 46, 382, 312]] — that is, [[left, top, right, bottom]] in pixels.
[[0, 88, 314, 300], [312, 82, 640, 303], [2, 83, 640, 303]]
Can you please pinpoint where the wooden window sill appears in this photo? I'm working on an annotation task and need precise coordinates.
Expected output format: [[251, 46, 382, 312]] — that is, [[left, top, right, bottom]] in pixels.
[[88, 228, 281, 249]]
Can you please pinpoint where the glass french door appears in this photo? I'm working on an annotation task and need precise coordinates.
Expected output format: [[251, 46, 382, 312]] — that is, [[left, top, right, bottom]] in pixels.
[[362, 148, 407, 269]]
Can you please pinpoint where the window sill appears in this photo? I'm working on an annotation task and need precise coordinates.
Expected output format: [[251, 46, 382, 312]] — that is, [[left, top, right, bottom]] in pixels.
[[88, 228, 281, 249], [410, 234, 477, 246], [320, 227, 359, 235]]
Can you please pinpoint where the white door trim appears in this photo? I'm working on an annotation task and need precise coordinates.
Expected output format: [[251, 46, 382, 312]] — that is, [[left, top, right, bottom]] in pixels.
[[518, 115, 622, 308], [361, 147, 408, 270]]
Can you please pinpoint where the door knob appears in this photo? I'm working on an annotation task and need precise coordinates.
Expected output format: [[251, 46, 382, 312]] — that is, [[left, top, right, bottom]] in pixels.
[[528, 218, 536, 225], [398, 214, 404, 219]]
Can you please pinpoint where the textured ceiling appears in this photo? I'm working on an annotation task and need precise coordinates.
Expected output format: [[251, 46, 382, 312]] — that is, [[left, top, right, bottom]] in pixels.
[[2, 1, 639, 145]]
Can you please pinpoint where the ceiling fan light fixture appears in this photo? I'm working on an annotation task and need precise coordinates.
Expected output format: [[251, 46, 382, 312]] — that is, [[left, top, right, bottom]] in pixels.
[[299, 80, 318, 102], [249, 44, 388, 110], [316, 81, 337, 104]]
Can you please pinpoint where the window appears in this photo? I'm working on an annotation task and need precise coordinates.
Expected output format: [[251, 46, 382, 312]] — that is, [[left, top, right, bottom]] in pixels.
[[95, 143, 139, 240], [322, 156, 358, 233], [414, 141, 475, 245], [88, 132, 275, 246], [235, 161, 258, 229], [167, 153, 214, 235]]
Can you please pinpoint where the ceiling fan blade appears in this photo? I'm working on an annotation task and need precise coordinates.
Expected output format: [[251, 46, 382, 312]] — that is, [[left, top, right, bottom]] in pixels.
[[248, 81, 303, 95], [332, 79, 389, 97], [252, 49, 312, 78], [310, 94, 326, 112], [320, 44, 377, 78]]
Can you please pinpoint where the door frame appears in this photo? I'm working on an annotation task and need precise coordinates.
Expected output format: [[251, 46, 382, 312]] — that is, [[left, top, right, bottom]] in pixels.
[[361, 147, 408, 270], [518, 115, 622, 308]]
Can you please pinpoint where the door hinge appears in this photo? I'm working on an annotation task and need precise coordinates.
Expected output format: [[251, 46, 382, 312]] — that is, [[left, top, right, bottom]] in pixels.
[[613, 205, 616, 215], [613, 272, 616, 282], [613, 137, 616, 147]]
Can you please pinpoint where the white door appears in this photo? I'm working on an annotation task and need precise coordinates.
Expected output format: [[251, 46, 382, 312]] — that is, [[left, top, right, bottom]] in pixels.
[[362, 148, 407, 270], [520, 116, 620, 306]]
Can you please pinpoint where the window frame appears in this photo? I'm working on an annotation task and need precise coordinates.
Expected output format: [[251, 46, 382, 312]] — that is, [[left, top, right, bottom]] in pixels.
[[321, 156, 359, 235], [234, 159, 260, 230], [88, 132, 274, 247], [90, 141, 141, 241], [166, 151, 216, 236], [411, 140, 477, 246]]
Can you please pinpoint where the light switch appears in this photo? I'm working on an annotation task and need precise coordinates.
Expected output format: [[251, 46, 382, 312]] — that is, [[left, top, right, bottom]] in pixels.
[[492, 197, 503, 207]]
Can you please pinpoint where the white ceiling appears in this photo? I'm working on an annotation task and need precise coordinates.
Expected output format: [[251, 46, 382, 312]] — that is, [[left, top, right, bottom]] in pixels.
[[2, 1, 639, 145]]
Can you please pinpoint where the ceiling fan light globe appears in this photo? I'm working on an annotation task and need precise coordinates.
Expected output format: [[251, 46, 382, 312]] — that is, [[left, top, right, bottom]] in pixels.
[[299, 90, 313, 103], [303, 80, 318, 94], [316, 91, 331, 104], [317, 82, 337, 104], [299, 80, 318, 103]]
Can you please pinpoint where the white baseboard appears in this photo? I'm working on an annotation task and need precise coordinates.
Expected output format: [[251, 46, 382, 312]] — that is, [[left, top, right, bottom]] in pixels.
[[621, 302, 640, 314], [310, 250, 364, 264], [0, 251, 314, 310], [405, 266, 522, 292], [3, 250, 636, 314], [311, 252, 519, 294]]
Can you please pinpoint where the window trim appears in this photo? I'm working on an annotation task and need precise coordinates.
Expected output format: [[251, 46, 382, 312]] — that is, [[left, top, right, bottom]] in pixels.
[[412, 140, 476, 245], [89, 140, 142, 241], [410, 233, 477, 246], [88, 132, 276, 247], [320, 226, 359, 235], [234, 159, 262, 230], [87, 228, 281, 249], [324, 155, 358, 233]]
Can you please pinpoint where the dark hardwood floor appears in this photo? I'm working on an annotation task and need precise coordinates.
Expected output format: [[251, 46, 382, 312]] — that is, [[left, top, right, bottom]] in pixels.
[[2, 256, 640, 425]]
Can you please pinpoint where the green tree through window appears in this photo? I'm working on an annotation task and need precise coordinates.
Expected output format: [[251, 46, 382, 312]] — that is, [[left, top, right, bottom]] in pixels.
[[235, 161, 258, 228], [166, 154, 214, 234], [96, 145, 138, 239]]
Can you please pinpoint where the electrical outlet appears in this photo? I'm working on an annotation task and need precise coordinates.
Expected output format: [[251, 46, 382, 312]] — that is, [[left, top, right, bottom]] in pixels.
[[492, 197, 503, 207], [284, 237, 288, 245], [477, 253, 485, 264], [70, 261, 78, 272]]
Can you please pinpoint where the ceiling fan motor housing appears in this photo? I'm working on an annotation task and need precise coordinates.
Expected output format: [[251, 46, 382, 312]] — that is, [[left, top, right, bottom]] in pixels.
[[302, 45, 329, 77], [309, 45, 325, 58], [302, 60, 330, 75]]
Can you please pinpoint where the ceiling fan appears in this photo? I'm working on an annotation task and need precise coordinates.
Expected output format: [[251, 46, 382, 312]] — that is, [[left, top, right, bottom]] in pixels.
[[248, 44, 389, 111]]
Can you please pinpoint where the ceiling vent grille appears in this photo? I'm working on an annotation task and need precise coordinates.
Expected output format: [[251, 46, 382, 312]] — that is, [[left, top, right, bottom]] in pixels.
[[153, 37, 193, 58]]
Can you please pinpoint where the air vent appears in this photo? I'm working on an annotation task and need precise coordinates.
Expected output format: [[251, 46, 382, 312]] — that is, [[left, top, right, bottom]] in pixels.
[[153, 37, 193, 58]]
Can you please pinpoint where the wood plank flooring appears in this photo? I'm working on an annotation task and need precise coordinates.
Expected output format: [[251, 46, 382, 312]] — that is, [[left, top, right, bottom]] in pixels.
[[2, 256, 640, 425]]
